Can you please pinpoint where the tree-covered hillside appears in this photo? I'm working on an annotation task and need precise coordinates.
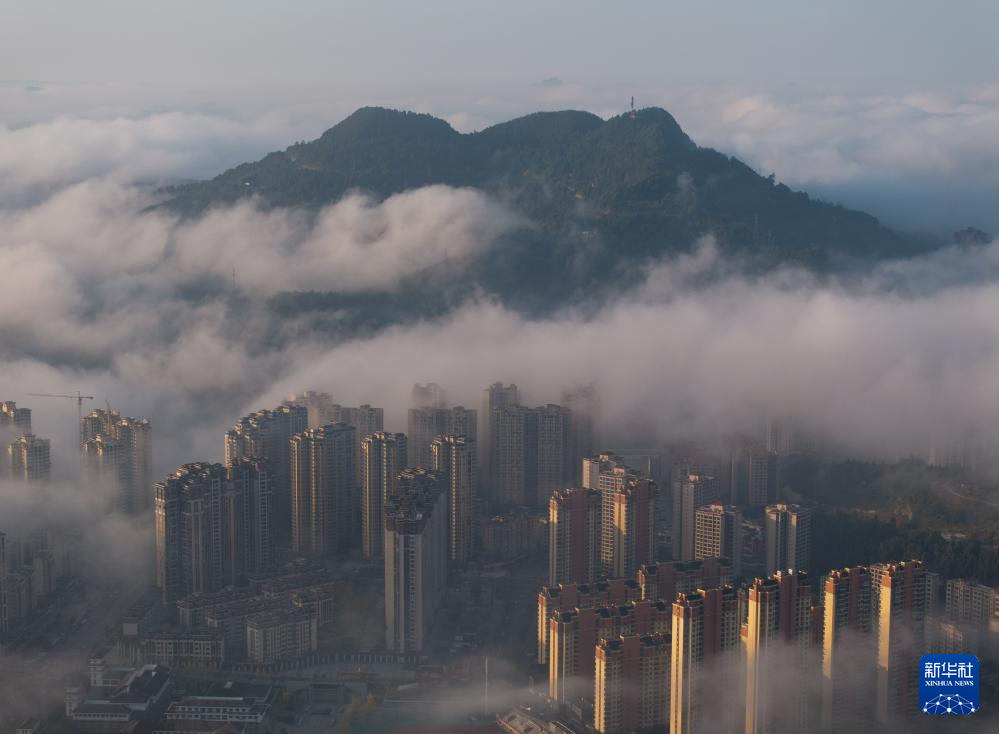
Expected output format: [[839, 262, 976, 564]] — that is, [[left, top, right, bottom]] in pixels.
[[165, 106, 933, 316]]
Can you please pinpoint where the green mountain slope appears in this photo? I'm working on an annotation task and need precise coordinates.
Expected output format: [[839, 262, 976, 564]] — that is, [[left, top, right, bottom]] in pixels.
[[165, 106, 929, 313]]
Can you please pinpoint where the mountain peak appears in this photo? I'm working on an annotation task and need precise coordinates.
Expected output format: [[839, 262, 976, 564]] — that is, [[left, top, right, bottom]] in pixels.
[[165, 105, 925, 274], [316, 106, 458, 143]]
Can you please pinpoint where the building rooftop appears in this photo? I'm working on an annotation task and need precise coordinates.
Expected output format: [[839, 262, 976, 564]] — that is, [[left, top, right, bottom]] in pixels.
[[205, 679, 275, 702], [246, 607, 314, 629]]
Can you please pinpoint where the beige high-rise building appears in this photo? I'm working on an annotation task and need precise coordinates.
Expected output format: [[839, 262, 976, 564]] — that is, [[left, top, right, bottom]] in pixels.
[[602, 476, 656, 580], [548, 487, 601, 586], [637, 558, 734, 603], [384, 469, 448, 653], [408, 405, 476, 470], [694, 504, 742, 577], [595, 633, 670, 734], [431, 434, 477, 562], [226, 404, 308, 543], [671, 474, 719, 562], [583, 452, 657, 579], [871, 560, 927, 724], [821, 566, 874, 732], [536, 578, 643, 665], [285, 390, 336, 428], [670, 586, 742, 734], [287, 391, 384, 468], [154, 461, 273, 604], [361, 432, 407, 561], [330, 404, 383, 465], [480, 383, 518, 501], [549, 599, 672, 703], [8, 434, 51, 482], [290, 423, 356, 558], [81, 409, 152, 514], [743, 571, 813, 734], [765, 503, 811, 574]]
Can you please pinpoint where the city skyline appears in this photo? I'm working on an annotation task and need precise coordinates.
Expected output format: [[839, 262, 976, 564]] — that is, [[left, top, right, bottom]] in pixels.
[[1, 2, 998, 730]]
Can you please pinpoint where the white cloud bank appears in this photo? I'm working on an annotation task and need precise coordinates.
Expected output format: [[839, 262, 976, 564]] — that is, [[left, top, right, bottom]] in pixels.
[[0, 87, 997, 477]]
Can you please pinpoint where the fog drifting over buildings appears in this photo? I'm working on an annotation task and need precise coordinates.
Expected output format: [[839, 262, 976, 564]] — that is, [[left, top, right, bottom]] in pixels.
[[1, 82, 998, 483]]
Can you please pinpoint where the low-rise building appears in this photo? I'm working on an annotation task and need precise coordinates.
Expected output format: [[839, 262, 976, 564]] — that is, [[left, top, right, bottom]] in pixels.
[[245, 608, 318, 663], [141, 629, 226, 670], [64, 664, 173, 732]]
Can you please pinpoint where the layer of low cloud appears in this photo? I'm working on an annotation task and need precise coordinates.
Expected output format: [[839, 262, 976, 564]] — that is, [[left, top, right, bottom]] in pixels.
[[1, 85, 998, 483], [2, 181, 998, 478], [4, 80, 998, 234], [0, 87, 997, 733]]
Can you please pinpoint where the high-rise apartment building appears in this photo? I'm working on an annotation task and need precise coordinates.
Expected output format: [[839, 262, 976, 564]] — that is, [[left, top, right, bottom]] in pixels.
[[384, 469, 448, 653], [225, 405, 308, 542], [289, 423, 356, 558], [227, 458, 274, 574], [480, 383, 519, 499], [81, 409, 152, 514], [694, 504, 742, 577], [602, 477, 656, 580], [549, 599, 672, 703], [595, 634, 670, 734], [821, 566, 874, 732], [80, 407, 116, 444], [7, 434, 51, 482], [536, 578, 643, 665], [329, 403, 383, 462], [670, 586, 742, 734], [407, 405, 476, 470], [765, 503, 812, 574], [562, 386, 598, 484], [746, 450, 779, 507], [412, 383, 447, 409], [285, 391, 384, 478], [583, 452, 657, 579], [582, 453, 658, 578], [285, 390, 336, 428], [743, 571, 813, 734], [360, 432, 407, 561], [871, 560, 927, 723], [669, 448, 729, 508], [154, 461, 273, 604], [671, 474, 718, 562], [945, 577, 999, 624], [637, 558, 734, 603], [491, 405, 538, 507], [488, 403, 573, 508], [431, 434, 477, 562], [548, 487, 601, 586], [536, 404, 572, 499], [0, 401, 31, 446]]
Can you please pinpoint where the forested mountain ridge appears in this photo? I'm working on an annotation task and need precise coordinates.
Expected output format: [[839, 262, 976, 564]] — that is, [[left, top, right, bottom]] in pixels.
[[165, 106, 931, 316]]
